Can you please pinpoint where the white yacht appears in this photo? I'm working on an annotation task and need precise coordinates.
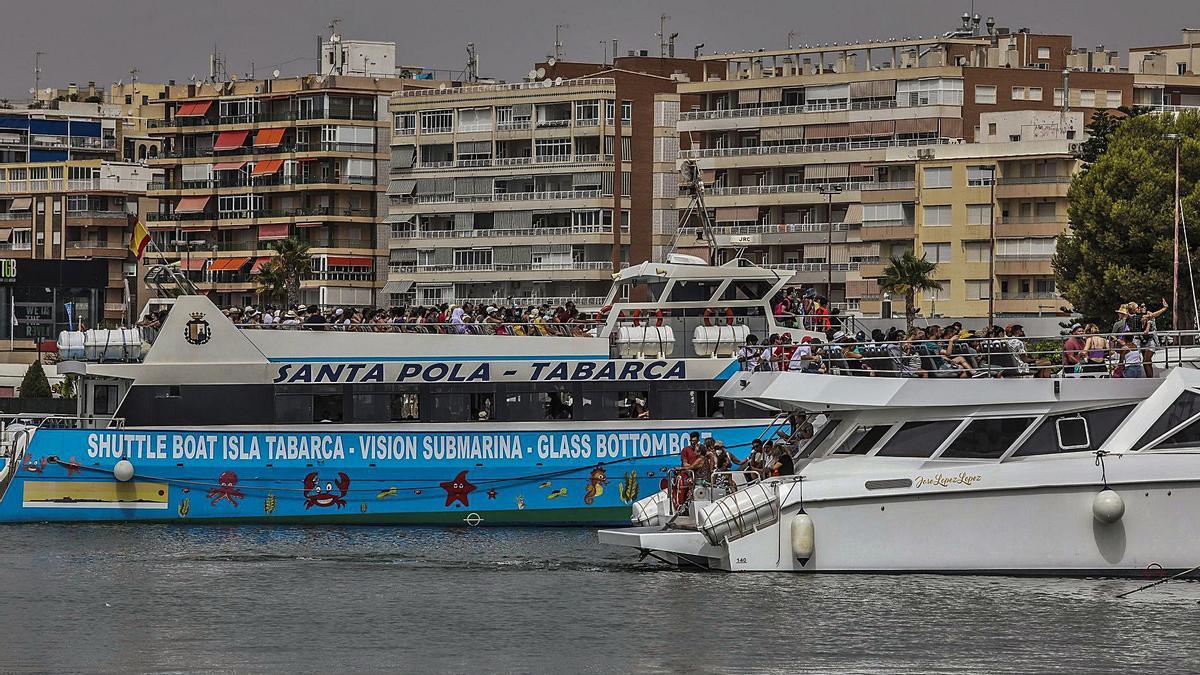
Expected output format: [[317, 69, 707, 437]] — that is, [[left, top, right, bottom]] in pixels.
[[600, 367, 1200, 575]]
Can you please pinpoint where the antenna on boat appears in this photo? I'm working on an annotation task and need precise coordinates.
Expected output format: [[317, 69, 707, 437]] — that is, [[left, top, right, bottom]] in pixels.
[[668, 156, 719, 264]]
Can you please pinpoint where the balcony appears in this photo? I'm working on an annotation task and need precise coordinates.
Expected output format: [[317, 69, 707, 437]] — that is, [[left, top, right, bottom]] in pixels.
[[65, 210, 129, 225], [145, 207, 373, 223], [148, 174, 377, 192], [994, 292, 1062, 314], [708, 181, 867, 197], [997, 216, 1068, 237], [391, 225, 617, 241], [679, 137, 950, 160], [994, 254, 1054, 275], [761, 261, 859, 284], [391, 261, 616, 278], [153, 141, 377, 160], [995, 176, 1071, 199], [402, 189, 609, 205], [65, 241, 128, 258], [712, 222, 848, 247], [450, 295, 607, 309], [148, 109, 378, 129], [0, 212, 32, 222]]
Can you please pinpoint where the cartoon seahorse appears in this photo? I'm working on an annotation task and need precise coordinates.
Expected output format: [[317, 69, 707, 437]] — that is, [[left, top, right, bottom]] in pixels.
[[583, 464, 608, 505]]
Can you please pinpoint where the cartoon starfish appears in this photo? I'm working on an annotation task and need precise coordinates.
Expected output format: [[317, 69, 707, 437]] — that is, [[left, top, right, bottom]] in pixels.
[[64, 457, 81, 477], [487, 489, 497, 499], [439, 470, 476, 507]]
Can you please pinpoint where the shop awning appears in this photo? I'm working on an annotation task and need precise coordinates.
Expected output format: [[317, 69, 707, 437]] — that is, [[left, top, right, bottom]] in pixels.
[[0, 229, 11, 242], [251, 159, 284, 176], [382, 280, 414, 295], [213, 130, 249, 151], [249, 256, 275, 274], [254, 128, 287, 148], [209, 257, 250, 271], [175, 100, 213, 118], [296, 222, 323, 228], [175, 196, 211, 214], [327, 256, 373, 267], [179, 257, 209, 270], [258, 223, 290, 240], [389, 179, 418, 196], [9, 197, 31, 211], [213, 161, 246, 171]]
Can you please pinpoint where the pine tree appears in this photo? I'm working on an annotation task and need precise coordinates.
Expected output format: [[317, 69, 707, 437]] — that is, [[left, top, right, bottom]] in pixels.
[[18, 360, 51, 399]]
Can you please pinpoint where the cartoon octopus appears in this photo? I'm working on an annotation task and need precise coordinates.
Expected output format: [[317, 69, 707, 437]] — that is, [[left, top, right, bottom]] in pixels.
[[206, 471, 246, 507]]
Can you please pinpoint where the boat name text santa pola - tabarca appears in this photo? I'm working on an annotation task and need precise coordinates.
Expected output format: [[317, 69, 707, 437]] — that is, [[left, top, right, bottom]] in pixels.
[[272, 360, 688, 384]]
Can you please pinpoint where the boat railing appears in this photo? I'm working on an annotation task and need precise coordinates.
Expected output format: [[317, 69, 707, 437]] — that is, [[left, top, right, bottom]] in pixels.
[[234, 320, 601, 337], [0, 413, 123, 438], [735, 329, 1200, 379]]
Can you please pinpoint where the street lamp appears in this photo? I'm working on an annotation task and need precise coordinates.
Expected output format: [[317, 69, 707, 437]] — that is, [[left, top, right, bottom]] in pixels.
[[986, 164, 997, 329], [1165, 133, 1181, 331], [821, 184, 844, 298]]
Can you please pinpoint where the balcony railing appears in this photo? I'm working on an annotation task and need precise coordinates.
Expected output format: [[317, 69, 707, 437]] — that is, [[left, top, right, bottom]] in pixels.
[[711, 222, 849, 235], [391, 225, 618, 240], [999, 292, 1058, 300], [679, 98, 905, 121], [450, 295, 608, 308], [396, 77, 614, 98], [145, 207, 372, 222], [392, 261, 615, 274], [147, 110, 377, 128], [0, 212, 32, 221], [761, 262, 861, 272], [65, 210, 128, 221], [861, 181, 916, 191], [150, 175, 377, 191], [995, 253, 1055, 260], [66, 241, 126, 251], [404, 189, 609, 205], [1000, 216, 1066, 224], [156, 141, 376, 160], [707, 181, 868, 197], [679, 137, 950, 160], [996, 176, 1072, 185], [496, 120, 533, 131]]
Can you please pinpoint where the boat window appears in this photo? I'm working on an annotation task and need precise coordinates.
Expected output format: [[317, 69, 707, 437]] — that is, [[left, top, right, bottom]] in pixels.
[[668, 279, 722, 303], [645, 281, 668, 302], [876, 420, 962, 458], [471, 393, 495, 421], [390, 393, 420, 421], [352, 393, 391, 422], [720, 279, 773, 302], [93, 384, 119, 415], [429, 393, 468, 422], [618, 390, 650, 419], [941, 417, 1036, 459], [313, 394, 344, 423], [543, 391, 574, 420], [1134, 391, 1200, 450], [1147, 416, 1200, 450], [837, 424, 892, 454], [696, 390, 725, 418], [274, 394, 312, 423], [1013, 405, 1136, 456], [797, 417, 840, 458]]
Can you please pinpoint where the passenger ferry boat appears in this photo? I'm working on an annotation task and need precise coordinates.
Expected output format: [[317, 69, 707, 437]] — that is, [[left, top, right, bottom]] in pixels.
[[601, 366, 1200, 575], [0, 256, 816, 525]]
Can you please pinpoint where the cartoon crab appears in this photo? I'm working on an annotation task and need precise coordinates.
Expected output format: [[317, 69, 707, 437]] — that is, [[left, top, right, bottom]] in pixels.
[[303, 471, 350, 509], [206, 471, 246, 507]]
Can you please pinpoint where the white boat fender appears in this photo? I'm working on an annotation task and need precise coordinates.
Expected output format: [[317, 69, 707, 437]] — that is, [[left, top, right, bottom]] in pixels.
[[791, 510, 815, 565], [1092, 488, 1125, 524], [113, 459, 135, 482]]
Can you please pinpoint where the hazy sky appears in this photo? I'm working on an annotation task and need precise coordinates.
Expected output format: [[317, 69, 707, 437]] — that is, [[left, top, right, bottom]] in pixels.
[[2, 0, 1197, 99]]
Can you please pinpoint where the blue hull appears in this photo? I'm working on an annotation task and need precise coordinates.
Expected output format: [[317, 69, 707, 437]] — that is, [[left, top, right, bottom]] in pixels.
[[0, 421, 772, 525]]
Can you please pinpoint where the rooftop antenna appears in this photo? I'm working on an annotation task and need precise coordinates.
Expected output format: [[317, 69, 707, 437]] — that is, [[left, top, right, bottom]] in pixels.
[[208, 45, 228, 82], [788, 30, 800, 49], [327, 18, 345, 75], [34, 51, 44, 98], [464, 42, 480, 82], [554, 24, 569, 61], [656, 14, 672, 57]]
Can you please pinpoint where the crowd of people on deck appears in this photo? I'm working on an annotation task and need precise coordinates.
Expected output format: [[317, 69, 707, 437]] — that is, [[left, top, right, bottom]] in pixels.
[[679, 431, 797, 482]]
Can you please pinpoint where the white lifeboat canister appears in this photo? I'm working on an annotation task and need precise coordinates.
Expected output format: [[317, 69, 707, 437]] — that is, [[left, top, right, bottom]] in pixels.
[[791, 510, 815, 565]]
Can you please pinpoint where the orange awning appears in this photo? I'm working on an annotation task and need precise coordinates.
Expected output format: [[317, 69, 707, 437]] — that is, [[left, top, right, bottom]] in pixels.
[[254, 128, 286, 147], [295, 221, 323, 228], [251, 159, 284, 176], [213, 161, 246, 171], [176, 100, 213, 117], [209, 257, 250, 272], [213, 130, 249, 151], [180, 224, 211, 232], [250, 256, 274, 274], [327, 256, 373, 267], [175, 196, 211, 214], [178, 257, 209, 270], [258, 223, 290, 240]]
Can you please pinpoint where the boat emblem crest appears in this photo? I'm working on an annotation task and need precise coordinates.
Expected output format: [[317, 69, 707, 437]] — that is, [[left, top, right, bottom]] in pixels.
[[184, 312, 212, 346]]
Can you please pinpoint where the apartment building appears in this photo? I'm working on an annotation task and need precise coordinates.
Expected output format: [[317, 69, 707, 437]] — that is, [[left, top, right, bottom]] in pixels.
[[677, 27, 1131, 315], [145, 74, 428, 309], [0, 161, 158, 347], [0, 102, 121, 164], [385, 58, 700, 308], [1131, 29, 1200, 108]]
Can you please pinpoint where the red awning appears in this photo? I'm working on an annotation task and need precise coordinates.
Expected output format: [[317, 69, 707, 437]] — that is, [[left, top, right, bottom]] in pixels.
[[175, 196, 211, 214], [258, 223, 290, 240], [209, 257, 250, 271], [295, 221, 323, 228], [251, 159, 284, 176], [213, 161, 247, 171], [213, 130, 249, 151], [178, 257, 209, 270], [327, 256, 373, 267], [296, 157, 320, 162], [249, 256, 274, 274], [180, 224, 211, 232], [176, 100, 213, 118], [254, 128, 287, 148]]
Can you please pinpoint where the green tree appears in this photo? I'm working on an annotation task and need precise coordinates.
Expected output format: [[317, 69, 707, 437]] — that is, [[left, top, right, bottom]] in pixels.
[[18, 360, 51, 399], [254, 237, 311, 307], [1054, 110, 1200, 325], [1077, 106, 1151, 170], [878, 251, 942, 333]]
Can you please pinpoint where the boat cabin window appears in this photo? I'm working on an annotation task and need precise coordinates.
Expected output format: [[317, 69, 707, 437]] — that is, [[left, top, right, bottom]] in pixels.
[[1135, 391, 1200, 450], [876, 420, 962, 458], [1144, 415, 1200, 451], [941, 417, 1036, 459], [93, 384, 119, 415], [668, 279, 722, 303], [645, 281, 668, 303], [313, 394, 344, 423], [696, 390, 724, 418], [617, 390, 650, 419], [391, 393, 420, 421], [837, 424, 892, 454], [797, 417, 840, 458], [1013, 405, 1136, 456], [275, 394, 313, 423], [721, 279, 773, 302]]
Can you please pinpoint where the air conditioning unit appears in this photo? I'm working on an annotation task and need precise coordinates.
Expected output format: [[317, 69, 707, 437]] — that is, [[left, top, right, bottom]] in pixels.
[[1068, 142, 1081, 153]]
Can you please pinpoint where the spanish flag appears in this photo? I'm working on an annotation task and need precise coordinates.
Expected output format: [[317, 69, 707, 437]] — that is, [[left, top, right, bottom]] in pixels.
[[128, 220, 151, 259]]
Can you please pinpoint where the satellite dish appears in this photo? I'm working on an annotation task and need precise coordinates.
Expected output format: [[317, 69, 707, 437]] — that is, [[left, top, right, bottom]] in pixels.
[[554, 76, 563, 86], [28, 88, 35, 95], [535, 67, 546, 78], [546, 57, 557, 67], [272, 69, 281, 79], [527, 69, 538, 80], [116, 79, 123, 87], [439, 83, 447, 91], [189, 74, 197, 82]]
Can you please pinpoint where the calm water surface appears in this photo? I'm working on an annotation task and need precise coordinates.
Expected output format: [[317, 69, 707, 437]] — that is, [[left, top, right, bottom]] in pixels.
[[0, 524, 1197, 673]]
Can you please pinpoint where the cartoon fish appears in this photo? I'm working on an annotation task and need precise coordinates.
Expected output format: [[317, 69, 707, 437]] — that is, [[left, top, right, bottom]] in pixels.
[[263, 492, 276, 515], [516, 495, 526, 510], [618, 471, 639, 504], [538, 481, 552, 489], [487, 489, 497, 499], [360, 502, 368, 514], [547, 487, 568, 500], [646, 472, 656, 478], [177, 497, 190, 518], [376, 487, 398, 499]]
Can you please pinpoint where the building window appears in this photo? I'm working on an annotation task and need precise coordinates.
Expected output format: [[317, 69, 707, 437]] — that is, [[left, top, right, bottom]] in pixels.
[[1028, 87, 1043, 101], [457, 107, 492, 132], [1012, 87, 1025, 101], [1053, 89, 1064, 107], [420, 109, 454, 134], [923, 242, 951, 263], [1106, 90, 1122, 107], [967, 204, 993, 225], [1080, 90, 1095, 107], [924, 167, 952, 188], [974, 85, 997, 104], [622, 100, 632, 123], [575, 100, 599, 124], [967, 166, 994, 186], [393, 113, 416, 135], [966, 280, 991, 300], [964, 241, 991, 262], [453, 248, 492, 267], [926, 283, 950, 301], [923, 204, 952, 226], [1037, 46, 1051, 60], [862, 202, 906, 226], [534, 137, 571, 162], [1179, 63, 1188, 76]]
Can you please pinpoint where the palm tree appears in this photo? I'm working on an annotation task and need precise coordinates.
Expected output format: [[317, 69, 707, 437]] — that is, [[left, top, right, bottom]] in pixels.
[[878, 251, 942, 334], [255, 237, 311, 307]]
